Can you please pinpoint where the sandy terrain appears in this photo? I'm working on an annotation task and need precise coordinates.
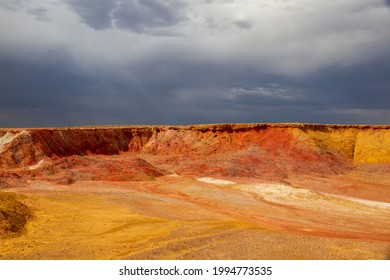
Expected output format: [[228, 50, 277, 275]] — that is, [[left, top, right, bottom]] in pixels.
[[1, 175, 389, 260]]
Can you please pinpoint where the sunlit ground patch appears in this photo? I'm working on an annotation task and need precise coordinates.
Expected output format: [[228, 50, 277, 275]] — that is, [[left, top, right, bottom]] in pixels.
[[197, 177, 236, 185]]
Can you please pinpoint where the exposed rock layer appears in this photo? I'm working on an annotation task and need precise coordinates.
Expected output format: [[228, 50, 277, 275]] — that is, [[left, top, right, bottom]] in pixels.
[[1, 123, 389, 172]]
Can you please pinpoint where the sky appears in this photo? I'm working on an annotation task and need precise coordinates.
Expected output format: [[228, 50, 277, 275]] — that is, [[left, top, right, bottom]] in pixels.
[[1, 0, 390, 127]]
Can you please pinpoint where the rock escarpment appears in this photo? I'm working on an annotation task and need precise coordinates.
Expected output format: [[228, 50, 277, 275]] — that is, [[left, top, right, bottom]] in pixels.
[[0, 123, 389, 183]]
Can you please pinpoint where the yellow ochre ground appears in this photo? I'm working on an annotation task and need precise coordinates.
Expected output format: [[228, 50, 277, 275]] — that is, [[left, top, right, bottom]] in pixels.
[[1, 177, 389, 260]]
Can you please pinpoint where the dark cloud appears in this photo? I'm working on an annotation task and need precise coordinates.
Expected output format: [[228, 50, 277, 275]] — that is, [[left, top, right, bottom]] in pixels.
[[226, 86, 312, 108], [0, 53, 88, 113], [114, 0, 188, 33], [233, 19, 252, 29], [303, 52, 390, 111], [1, 44, 389, 127], [67, 0, 188, 34], [67, 0, 116, 29], [0, 60, 148, 127], [1, 0, 390, 126]]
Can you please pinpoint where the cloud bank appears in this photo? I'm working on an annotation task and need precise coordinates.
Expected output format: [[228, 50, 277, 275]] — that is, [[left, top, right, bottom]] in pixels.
[[0, 0, 389, 127]]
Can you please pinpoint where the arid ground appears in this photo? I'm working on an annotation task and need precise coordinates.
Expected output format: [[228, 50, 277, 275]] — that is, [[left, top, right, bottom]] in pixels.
[[1, 123, 390, 259]]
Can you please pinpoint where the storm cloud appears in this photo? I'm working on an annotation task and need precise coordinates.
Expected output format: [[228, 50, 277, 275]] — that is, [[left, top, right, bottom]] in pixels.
[[0, 0, 390, 127], [67, 0, 188, 34]]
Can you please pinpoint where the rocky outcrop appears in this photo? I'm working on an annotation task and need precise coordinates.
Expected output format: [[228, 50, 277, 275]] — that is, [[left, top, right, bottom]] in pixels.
[[0, 124, 389, 181], [0, 127, 153, 168]]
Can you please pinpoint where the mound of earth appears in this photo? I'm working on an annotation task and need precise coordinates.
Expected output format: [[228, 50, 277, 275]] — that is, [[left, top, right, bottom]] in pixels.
[[0, 192, 32, 238]]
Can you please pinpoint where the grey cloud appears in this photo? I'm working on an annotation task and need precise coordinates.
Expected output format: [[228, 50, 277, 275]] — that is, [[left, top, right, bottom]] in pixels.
[[233, 19, 252, 29], [0, 54, 88, 110], [0, 0, 29, 11], [0, 57, 146, 127], [27, 7, 49, 21], [114, 0, 188, 33], [205, 0, 235, 3], [349, 1, 388, 13], [226, 86, 309, 106], [303, 52, 390, 111], [1, 47, 390, 127], [106, 49, 388, 121], [67, 0, 188, 34], [1, 0, 390, 127], [67, 0, 116, 29], [203, 17, 229, 31]]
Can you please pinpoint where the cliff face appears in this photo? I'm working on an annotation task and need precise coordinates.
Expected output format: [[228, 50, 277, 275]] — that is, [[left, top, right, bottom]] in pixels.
[[0, 124, 389, 181], [354, 129, 390, 163], [0, 128, 153, 168]]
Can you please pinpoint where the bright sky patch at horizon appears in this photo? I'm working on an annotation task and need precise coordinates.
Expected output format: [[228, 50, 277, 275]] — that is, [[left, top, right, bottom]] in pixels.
[[1, 0, 390, 127]]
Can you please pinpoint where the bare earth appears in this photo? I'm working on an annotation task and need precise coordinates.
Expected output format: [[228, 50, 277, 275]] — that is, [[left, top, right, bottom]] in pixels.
[[1, 124, 389, 259]]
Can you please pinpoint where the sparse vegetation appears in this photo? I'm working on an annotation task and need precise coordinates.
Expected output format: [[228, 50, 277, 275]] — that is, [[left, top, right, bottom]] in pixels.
[[0, 192, 32, 238]]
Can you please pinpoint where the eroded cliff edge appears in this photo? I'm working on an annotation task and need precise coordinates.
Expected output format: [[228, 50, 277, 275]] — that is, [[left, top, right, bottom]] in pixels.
[[0, 123, 389, 183]]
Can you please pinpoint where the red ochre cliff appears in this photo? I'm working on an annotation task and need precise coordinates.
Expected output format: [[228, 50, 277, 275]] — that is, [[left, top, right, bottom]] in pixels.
[[1, 123, 389, 180]]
